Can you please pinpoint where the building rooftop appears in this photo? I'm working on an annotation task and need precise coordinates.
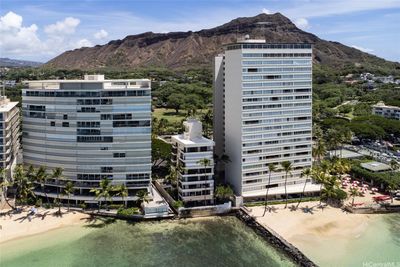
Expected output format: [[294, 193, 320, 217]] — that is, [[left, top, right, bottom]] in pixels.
[[171, 118, 214, 147], [172, 134, 214, 146], [373, 101, 400, 110], [23, 75, 151, 90], [360, 161, 391, 172], [0, 96, 18, 113]]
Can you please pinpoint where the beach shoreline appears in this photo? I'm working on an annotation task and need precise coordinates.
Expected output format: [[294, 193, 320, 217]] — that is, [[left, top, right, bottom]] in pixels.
[[247, 201, 383, 264], [0, 206, 90, 244]]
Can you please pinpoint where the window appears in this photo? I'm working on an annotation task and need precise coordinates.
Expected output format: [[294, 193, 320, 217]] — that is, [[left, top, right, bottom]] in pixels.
[[113, 153, 126, 158], [101, 167, 113, 173], [50, 121, 55, 127], [63, 114, 68, 120], [62, 122, 69, 127]]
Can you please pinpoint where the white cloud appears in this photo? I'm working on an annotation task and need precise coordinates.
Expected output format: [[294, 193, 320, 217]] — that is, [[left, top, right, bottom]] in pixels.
[[0, 11, 23, 30], [351, 45, 374, 53], [76, 38, 93, 48], [262, 8, 272, 15], [44, 17, 80, 35], [294, 18, 309, 30], [0, 11, 95, 61], [0, 11, 43, 55], [94, 29, 108, 39]]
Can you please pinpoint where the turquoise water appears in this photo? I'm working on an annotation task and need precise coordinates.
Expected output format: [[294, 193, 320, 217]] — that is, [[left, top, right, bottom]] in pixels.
[[0, 217, 294, 267], [305, 213, 400, 267]]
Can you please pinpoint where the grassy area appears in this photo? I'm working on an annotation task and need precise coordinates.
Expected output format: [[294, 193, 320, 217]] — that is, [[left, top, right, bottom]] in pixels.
[[153, 108, 187, 123], [152, 108, 208, 123]]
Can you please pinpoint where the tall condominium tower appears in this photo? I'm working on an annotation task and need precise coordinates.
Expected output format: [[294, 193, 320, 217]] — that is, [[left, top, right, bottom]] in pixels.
[[214, 38, 319, 201], [0, 96, 20, 179], [22, 75, 152, 205], [171, 119, 215, 207]]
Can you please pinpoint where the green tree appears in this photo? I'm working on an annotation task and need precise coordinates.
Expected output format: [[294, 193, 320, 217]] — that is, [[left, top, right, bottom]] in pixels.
[[263, 163, 276, 216], [13, 165, 35, 208], [90, 178, 113, 211], [0, 167, 15, 209], [63, 181, 75, 211], [297, 168, 311, 209], [349, 187, 361, 206], [52, 167, 64, 214], [35, 166, 49, 204], [215, 185, 234, 203], [115, 184, 129, 207], [167, 93, 185, 114], [198, 158, 212, 205], [281, 161, 293, 209], [313, 139, 327, 163], [136, 190, 150, 206]]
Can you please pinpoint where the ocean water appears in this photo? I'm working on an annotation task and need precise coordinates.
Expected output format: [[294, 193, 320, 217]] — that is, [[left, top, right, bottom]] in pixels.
[[303, 213, 400, 267], [0, 217, 294, 267]]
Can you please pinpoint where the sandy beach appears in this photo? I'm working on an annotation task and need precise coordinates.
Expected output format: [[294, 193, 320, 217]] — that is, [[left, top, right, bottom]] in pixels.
[[0, 206, 90, 243], [248, 201, 380, 262]]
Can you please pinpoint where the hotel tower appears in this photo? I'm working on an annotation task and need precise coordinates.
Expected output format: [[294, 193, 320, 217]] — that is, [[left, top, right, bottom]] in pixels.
[[22, 75, 152, 205], [214, 37, 319, 201]]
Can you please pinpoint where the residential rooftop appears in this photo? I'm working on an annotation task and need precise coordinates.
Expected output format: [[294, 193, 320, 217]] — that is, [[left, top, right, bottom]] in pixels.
[[23, 75, 151, 90], [360, 161, 391, 172], [0, 96, 18, 113]]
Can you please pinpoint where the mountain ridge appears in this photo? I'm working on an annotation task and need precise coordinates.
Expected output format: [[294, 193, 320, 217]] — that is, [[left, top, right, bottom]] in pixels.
[[45, 13, 399, 72], [1, 58, 43, 68]]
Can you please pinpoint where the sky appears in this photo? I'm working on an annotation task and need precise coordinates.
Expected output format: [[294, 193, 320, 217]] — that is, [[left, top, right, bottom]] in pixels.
[[1, 0, 400, 63]]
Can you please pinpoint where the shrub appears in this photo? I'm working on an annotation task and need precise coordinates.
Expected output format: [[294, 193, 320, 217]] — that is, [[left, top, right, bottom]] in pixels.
[[35, 198, 42, 207], [117, 207, 140, 216]]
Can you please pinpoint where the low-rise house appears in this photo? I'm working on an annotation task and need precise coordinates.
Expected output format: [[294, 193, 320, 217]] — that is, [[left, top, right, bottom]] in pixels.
[[372, 101, 400, 120]]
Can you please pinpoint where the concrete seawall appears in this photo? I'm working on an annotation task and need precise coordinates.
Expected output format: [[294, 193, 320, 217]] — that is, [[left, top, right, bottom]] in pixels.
[[236, 209, 317, 267]]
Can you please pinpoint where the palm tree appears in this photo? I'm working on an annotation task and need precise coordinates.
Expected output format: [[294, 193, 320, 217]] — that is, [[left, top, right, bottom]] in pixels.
[[312, 139, 326, 164], [166, 166, 178, 186], [198, 158, 212, 206], [387, 181, 398, 203], [312, 166, 327, 205], [0, 167, 15, 209], [63, 181, 75, 211], [349, 187, 361, 206], [52, 167, 64, 214], [297, 168, 311, 209], [136, 190, 150, 206], [115, 184, 128, 207], [281, 161, 293, 209], [90, 178, 113, 212], [215, 184, 233, 203], [263, 163, 276, 216], [13, 165, 35, 208], [35, 166, 49, 204]]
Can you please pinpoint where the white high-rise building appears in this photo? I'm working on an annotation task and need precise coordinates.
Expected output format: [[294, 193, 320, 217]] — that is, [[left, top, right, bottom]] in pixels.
[[214, 38, 319, 201], [171, 119, 215, 206], [0, 96, 20, 179], [22, 75, 152, 205]]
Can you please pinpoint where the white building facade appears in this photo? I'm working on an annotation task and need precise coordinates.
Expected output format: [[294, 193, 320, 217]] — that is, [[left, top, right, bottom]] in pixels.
[[171, 119, 215, 206], [22, 75, 152, 205], [0, 96, 20, 179], [373, 102, 400, 120], [214, 39, 317, 201]]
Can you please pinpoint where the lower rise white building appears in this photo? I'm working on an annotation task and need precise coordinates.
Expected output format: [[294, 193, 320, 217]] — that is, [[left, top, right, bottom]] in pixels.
[[171, 119, 215, 206]]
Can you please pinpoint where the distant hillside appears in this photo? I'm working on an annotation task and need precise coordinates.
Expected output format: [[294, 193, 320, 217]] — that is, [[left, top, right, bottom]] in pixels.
[[0, 58, 43, 67], [45, 13, 400, 73]]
